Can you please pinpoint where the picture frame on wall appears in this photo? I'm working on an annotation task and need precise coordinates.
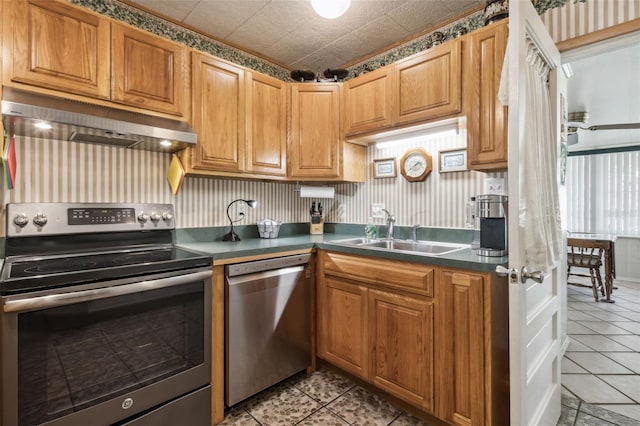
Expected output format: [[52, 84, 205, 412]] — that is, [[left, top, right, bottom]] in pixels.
[[373, 158, 396, 178], [439, 148, 467, 173]]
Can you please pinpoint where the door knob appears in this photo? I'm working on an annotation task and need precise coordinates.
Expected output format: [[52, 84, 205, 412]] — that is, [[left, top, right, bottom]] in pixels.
[[496, 265, 544, 284], [520, 266, 544, 284]]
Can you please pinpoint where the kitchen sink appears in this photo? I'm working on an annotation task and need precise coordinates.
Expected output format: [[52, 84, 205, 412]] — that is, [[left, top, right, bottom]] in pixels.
[[328, 238, 468, 256]]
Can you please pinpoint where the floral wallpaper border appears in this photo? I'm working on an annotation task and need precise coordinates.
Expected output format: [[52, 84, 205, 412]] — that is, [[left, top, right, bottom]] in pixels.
[[70, 0, 584, 82]]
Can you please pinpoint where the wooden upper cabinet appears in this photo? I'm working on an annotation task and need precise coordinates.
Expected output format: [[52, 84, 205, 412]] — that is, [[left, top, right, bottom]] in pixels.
[[394, 39, 462, 125], [111, 22, 187, 116], [190, 52, 245, 172], [466, 20, 508, 171], [344, 66, 394, 136], [289, 83, 341, 179], [6, 0, 110, 99], [245, 72, 287, 177]]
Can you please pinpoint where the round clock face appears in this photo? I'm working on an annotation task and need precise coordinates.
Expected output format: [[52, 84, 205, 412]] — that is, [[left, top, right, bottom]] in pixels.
[[400, 149, 432, 182]]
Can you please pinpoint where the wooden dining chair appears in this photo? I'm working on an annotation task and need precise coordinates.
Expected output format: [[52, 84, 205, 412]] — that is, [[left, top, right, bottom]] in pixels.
[[567, 238, 607, 302]]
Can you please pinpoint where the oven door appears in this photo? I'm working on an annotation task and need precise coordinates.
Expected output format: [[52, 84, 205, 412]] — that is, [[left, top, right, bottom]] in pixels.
[[1, 268, 212, 426]]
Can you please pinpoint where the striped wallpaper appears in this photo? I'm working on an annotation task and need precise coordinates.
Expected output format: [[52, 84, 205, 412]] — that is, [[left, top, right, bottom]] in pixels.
[[541, 0, 640, 43], [1, 133, 503, 234]]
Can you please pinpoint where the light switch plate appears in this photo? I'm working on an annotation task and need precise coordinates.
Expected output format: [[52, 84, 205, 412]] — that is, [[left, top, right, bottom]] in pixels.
[[371, 203, 385, 218]]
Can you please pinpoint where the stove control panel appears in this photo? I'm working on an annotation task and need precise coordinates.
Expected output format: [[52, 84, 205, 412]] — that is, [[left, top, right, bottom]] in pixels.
[[6, 203, 176, 237]]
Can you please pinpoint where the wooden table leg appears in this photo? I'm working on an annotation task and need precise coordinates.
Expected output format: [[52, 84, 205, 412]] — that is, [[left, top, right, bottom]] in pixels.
[[602, 243, 615, 303]]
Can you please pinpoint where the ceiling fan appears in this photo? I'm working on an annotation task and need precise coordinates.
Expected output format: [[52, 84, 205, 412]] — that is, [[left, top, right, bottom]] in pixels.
[[567, 112, 640, 145]]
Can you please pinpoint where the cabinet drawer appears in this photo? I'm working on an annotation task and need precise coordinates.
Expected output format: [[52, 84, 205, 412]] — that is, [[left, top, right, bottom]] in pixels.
[[322, 252, 433, 296]]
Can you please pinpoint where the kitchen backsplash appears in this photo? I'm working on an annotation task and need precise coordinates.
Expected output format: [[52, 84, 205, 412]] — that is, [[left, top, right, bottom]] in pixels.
[[1, 132, 503, 235]]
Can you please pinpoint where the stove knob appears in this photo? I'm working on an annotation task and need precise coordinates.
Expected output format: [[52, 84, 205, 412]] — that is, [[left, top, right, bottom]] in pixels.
[[149, 212, 161, 222], [13, 213, 29, 227], [137, 212, 149, 223], [162, 212, 173, 222], [33, 212, 48, 227]]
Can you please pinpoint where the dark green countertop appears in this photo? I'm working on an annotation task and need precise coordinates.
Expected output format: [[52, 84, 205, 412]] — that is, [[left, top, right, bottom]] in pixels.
[[176, 223, 508, 273]]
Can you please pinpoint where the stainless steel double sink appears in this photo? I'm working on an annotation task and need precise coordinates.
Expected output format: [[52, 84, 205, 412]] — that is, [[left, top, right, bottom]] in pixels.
[[327, 238, 468, 256]]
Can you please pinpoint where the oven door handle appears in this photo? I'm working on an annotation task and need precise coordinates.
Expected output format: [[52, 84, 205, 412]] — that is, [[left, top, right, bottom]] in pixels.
[[3, 270, 212, 313]]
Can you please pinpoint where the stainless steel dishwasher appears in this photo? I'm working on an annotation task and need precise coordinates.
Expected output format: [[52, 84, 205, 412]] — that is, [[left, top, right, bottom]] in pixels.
[[225, 254, 312, 406]]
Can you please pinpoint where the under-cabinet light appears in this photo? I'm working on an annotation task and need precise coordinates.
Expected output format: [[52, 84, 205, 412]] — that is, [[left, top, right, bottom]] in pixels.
[[375, 119, 461, 149], [34, 121, 52, 130]]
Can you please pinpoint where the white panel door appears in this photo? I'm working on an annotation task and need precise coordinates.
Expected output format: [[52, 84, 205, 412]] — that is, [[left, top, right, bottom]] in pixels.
[[506, 0, 563, 425]]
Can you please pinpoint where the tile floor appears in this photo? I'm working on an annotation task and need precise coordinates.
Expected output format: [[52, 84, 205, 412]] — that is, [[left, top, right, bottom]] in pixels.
[[219, 279, 640, 426], [559, 278, 640, 425]]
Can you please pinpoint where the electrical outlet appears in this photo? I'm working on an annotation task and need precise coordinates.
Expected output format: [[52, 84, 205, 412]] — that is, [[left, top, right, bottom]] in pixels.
[[371, 203, 385, 218], [484, 178, 505, 195]]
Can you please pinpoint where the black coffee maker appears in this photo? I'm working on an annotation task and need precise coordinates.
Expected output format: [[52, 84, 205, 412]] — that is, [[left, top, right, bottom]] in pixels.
[[476, 194, 508, 257]]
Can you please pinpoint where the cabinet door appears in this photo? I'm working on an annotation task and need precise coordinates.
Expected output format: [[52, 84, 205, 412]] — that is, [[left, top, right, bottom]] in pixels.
[[7, 0, 110, 99], [190, 52, 245, 172], [344, 67, 394, 135], [394, 40, 462, 125], [369, 289, 434, 412], [111, 22, 187, 116], [317, 276, 369, 379], [245, 72, 287, 176], [289, 84, 341, 179], [438, 270, 485, 426], [467, 21, 508, 171]]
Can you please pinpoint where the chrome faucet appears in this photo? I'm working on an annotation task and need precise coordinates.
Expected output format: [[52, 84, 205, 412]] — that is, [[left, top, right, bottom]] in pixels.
[[412, 224, 420, 242], [381, 209, 395, 239]]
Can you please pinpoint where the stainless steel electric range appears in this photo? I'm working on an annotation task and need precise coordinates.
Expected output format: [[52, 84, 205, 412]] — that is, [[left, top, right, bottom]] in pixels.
[[0, 203, 213, 426]]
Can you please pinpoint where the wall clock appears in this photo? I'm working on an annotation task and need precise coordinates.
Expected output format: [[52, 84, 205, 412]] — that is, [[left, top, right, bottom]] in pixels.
[[400, 148, 432, 182]]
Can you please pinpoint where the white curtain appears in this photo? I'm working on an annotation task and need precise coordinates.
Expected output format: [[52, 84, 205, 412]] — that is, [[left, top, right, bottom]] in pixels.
[[519, 41, 563, 272]]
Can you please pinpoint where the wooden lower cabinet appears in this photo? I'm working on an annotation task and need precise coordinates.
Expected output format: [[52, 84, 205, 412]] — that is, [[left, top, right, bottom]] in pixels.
[[369, 289, 434, 411], [317, 251, 436, 414], [317, 276, 369, 379], [317, 251, 508, 426]]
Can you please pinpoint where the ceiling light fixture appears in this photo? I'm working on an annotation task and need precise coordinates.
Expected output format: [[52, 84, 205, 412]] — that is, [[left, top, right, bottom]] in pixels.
[[311, 0, 351, 19]]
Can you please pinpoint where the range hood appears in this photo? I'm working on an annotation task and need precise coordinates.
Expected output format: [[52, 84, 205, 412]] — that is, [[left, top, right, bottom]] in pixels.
[[1, 87, 197, 153]]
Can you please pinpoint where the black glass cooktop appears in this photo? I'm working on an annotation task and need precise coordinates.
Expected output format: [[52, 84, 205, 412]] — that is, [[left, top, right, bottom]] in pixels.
[[1, 247, 212, 295]]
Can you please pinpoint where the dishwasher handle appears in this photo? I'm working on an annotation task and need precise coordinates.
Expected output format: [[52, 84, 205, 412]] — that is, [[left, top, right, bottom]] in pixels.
[[226, 265, 308, 286]]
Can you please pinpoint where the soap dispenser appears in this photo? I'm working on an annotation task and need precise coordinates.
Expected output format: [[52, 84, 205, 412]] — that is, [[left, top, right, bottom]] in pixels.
[[365, 217, 377, 241]]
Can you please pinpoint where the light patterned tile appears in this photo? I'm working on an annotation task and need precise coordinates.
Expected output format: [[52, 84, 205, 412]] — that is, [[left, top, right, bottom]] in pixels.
[[594, 404, 640, 422], [571, 335, 634, 352], [566, 337, 596, 352], [610, 322, 640, 334], [561, 374, 633, 404], [580, 401, 640, 425], [576, 321, 632, 335], [297, 408, 350, 426], [568, 310, 600, 321], [327, 385, 402, 426], [565, 352, 633, 374], [583, 311, 637, 322], [603, 352, 640, 374], [568, 320, 599, 334], [294, 367, 355, 404], [562, 356, 589, 374], [244, 385, 321, 425], [598, 375, 640, 403], [608, 335, 640, 352]]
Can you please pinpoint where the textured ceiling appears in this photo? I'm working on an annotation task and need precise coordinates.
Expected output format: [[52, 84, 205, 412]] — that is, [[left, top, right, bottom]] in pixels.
[[126, 0, 484, 72]]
